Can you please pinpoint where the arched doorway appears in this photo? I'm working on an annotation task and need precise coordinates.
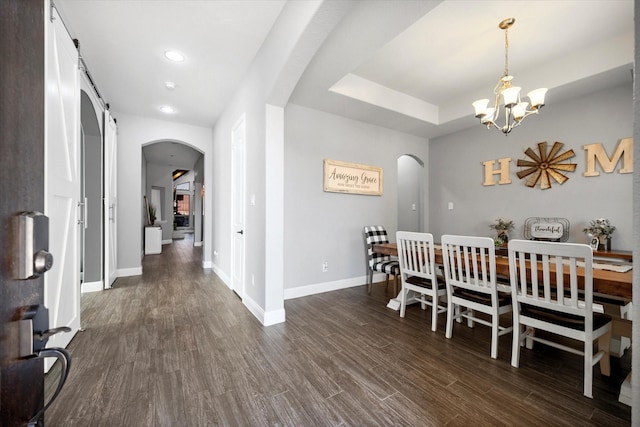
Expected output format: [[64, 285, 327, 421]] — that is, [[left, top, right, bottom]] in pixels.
[[397, 154, 425, 232], [142, 141, 205, 254]]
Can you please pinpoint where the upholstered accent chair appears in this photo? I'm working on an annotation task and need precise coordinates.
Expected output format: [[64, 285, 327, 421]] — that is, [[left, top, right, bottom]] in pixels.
[[363, 226, 400, 294]]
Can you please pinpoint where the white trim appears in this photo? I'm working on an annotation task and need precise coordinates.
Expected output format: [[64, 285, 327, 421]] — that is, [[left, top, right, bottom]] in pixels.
[[162, 239, 172, 245], [194, 241, 203, 247], [284, 274, 385, 300], [242, 294, 285, 326], [117, 267, 142, 277], [213, 264, 231, 288], [242, 294, 264, 324], [81, 280, 103, 293], [202, 260, 212, 269], [263, 308, 286, 326]]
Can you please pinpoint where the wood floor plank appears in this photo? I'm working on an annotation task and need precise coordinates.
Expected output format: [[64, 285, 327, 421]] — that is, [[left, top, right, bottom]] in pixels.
[[45, 234, 631, 425]]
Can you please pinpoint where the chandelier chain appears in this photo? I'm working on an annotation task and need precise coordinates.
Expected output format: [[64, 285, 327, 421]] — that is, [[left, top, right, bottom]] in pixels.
[[504, 26, 509, 77]]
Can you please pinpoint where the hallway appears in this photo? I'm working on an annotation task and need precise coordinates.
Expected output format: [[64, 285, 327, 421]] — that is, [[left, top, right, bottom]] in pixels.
[[46, 236, 631, 426]]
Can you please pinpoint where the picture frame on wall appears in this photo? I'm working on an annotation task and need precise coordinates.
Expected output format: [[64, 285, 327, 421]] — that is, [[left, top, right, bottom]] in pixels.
[[323, 159, 383, 196]]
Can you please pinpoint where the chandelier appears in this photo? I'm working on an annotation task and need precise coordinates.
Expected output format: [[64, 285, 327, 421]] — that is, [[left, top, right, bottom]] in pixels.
[[472, 18, 547, 135]]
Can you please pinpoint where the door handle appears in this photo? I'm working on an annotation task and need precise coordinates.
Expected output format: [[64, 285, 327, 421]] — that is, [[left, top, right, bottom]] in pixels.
[[236, 230, 244, 235], [26, 347, 72, 427]]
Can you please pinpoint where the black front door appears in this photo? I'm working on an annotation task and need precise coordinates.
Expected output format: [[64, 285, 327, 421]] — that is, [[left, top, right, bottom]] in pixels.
[[0, 0, 46, 425]]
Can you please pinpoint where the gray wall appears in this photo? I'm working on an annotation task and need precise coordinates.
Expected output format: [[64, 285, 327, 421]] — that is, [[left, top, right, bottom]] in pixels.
[[84, 132, 102, 282], [397, 155, 424, 232], [284, 103, 429, 290], [429, 82, 633, 249], [80, 92, 103, 284], [145, 162, 174, 242]]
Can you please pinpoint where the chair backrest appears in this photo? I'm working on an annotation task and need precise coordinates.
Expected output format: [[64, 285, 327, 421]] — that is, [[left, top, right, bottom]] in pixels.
[[508, 239, 594, 321], [363, 225, 391, 268], [396, 231, 437, 282], [441, 234, 498, 296]]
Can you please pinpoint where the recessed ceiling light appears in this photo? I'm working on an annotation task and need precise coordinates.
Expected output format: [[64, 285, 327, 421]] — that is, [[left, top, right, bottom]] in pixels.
[[164, 81, 176, 90], [160, 106, 175, 114], [164, 50, 184, 62]]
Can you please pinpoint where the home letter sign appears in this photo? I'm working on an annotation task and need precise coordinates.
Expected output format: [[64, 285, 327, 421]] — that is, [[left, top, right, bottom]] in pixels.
[[583, 137, 633, 176]]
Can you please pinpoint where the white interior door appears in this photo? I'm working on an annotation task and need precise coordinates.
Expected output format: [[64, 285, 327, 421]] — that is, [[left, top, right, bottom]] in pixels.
[[231, 115, 246, 297], [104, 110, 118, 288], [44, 6, 81, 360]]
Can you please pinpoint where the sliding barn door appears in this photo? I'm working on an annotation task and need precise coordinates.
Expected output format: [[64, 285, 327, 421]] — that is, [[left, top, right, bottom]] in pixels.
[[104, 110, 118, 288], [44, 6, 81, 358]]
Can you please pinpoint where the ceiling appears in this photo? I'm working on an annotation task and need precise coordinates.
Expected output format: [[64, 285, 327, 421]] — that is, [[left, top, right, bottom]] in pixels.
[[56, 0, 634, 165]]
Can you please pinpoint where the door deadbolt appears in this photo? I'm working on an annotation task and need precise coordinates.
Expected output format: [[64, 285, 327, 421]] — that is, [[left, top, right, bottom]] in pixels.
[[16, 212, 54, 279]]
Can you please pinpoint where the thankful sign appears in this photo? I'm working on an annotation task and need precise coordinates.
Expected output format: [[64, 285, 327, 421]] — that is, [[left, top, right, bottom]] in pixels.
[[323, 159, 383, 196]]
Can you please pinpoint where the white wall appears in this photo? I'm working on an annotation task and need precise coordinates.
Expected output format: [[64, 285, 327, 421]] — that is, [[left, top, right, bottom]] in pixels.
[[210, 0, 351, 325], [283, 104, 429, 297], [429, 82, 633, 249], [114, 112, 213, 274]]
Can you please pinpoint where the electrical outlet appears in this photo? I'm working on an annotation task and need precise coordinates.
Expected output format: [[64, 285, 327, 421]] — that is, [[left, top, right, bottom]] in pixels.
[[322, 262, 328, 272]]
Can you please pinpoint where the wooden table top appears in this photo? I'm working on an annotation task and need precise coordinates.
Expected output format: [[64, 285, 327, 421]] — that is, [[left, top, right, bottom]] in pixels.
[[372, 242, 633, 300]]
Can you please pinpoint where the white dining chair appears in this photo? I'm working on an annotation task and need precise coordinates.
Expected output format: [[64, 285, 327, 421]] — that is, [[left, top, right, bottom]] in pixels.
[[508, 239, 612, 398], [441, 234, 513, 359], [396, 231, 446, 331]]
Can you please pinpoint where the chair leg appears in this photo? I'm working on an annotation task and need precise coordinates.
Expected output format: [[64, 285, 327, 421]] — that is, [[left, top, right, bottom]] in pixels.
[[431, 293, 438, 332], [467, 309, 474, 328], [399, 287, 408, 318], [445, 300, 454, 339], [598, 328, 612, 377], [367, 269, 373, 294], [525, 327, 534, 349], [511, 322, 522, 368], [584, 340, 594, 398], [490, 315, 499, 359]]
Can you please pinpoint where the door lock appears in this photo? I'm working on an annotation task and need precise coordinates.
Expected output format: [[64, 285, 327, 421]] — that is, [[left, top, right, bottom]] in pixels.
[[16, 212, 54, 279]]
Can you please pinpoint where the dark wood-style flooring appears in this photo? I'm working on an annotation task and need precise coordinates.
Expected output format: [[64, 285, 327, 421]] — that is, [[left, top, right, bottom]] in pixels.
[[46, 235, 631, 426]]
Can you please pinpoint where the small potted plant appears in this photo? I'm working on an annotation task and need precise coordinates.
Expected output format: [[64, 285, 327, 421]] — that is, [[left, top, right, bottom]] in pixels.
[[583, 218, 615, 251], [490, 218, 514, 247], [148, 204, 157, 226]]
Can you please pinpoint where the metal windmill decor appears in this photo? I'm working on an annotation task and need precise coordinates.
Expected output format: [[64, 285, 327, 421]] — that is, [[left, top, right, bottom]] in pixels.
[[516, 141, 576, 189]]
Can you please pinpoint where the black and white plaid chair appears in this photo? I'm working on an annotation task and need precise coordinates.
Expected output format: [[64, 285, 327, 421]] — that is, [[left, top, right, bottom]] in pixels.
[[363, 226, 400, 294]]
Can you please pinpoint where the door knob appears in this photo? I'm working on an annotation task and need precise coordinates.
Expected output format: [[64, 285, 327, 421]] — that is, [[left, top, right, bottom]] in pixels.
[[237, 230, 244, 235]]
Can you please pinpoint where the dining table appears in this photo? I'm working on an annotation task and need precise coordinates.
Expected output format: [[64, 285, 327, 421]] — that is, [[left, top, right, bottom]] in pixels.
[[373, 241, 634, 405]]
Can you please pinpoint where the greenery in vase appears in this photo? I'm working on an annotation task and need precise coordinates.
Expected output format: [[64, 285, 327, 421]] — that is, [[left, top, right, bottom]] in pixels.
[[582, 218, 615, 239], [148, 204, 157, 225], [489, 218, 514, 247]]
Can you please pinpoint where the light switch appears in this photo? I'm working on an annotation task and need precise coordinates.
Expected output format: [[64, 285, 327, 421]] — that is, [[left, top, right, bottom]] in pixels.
[[411, 204, 416, 211], [250, 194, 256, 206], [448, 202, 454, 210]]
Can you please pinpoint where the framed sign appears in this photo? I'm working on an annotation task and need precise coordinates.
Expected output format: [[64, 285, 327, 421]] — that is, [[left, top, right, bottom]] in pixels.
[[323, 159, 383, 196], [524, 217, 570, 242]]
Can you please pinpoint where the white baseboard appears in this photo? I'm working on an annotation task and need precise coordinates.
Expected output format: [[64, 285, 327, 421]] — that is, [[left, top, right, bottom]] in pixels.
[[202, 260, 212, 269], [212, 264, 231, 288], [241, 294, 285, 326], [284, 274, 379, 300], [162, 239, 172, 244], [117, 267, 143, 277], [81, 280, 103, 293], [263, 308, 286, 326], [194, 241, 203, 247]]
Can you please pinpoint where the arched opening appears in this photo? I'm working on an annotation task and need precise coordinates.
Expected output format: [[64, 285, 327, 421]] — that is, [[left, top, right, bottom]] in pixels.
[[142, 140, 205, 255], [80, 90, 103, 291], [397, 154, 425, 232]]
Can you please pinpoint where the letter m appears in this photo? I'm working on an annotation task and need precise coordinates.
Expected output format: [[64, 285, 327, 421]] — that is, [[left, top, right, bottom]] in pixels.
[[583, 138, 633, 177]]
